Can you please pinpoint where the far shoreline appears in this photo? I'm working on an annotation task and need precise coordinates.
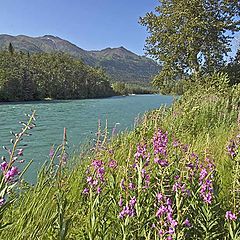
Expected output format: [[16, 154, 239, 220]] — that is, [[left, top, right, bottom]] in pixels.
[[0, 93, 162, 105]]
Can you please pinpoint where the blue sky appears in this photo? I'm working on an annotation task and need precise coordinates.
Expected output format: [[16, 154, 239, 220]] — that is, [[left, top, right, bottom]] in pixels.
[[0, 0, 239, 56], [0, 0, 159, 55]]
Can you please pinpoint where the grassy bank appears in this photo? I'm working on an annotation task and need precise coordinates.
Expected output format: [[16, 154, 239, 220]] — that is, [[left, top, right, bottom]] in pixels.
[[0, 75, 239, 239]]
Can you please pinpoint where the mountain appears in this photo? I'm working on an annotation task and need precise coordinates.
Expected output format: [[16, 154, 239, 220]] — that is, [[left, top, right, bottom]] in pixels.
[[0, 34, 160, 84]]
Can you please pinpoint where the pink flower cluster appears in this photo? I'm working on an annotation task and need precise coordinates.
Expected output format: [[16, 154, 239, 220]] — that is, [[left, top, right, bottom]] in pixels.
[[153, 129, 169, 167], [154, 193, 178, 239], [119, 196, 137, 219], [83, 159, 105, 195]]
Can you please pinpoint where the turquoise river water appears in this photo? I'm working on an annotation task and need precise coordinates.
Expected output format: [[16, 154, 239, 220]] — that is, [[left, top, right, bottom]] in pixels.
[[0, 94, 173, 182]]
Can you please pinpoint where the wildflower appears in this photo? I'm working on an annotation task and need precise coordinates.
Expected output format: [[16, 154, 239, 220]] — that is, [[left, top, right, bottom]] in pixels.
[[0, 161, 8, 171], [83, 188, 89, 194], [96, 186, 101, 194], [158, 229, 164, 236], [119, 204, 136, 219], [168, 227, 175, 234], [61, 152, 68, 164], [108, 159, 117, 169], [153, 129, 168, 156], [170, 219, 178, 228], [144, 174, 150, 188], [156, 192, 163, 202], [199, 168, 208, 181], [227, 140, 237, 158], [172, 139, 179, 147], [92, 159, 103, 169], [49, 147, 54, 158], [118, 195, 123, 207], [120, 179, 125, 191], [184, 218, 191, 227], [0, 198, 5, 206], [156, 205, 167, 217], [134, 144, 147, 160], [5, 166, 19, 181], [225, 211, 237, 221], [129, 182, 135, 190], [17, 148, 24, 156], [129, 196, 136, 207], [87, 176, 93, 185], [199, 166, 214, 204]]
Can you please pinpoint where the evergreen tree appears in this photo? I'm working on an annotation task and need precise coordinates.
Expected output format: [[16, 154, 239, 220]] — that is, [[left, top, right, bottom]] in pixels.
[[0, 51, 114, 101], [8, 42, 14, 55]]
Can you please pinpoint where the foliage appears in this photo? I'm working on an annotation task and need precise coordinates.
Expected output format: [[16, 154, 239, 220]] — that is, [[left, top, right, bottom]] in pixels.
[[225, 49, 240, 85], [0, 75, 240, 239], [140, 0, 240, 89], [112, 82, 156, 95], [0, 51, 114, 101]]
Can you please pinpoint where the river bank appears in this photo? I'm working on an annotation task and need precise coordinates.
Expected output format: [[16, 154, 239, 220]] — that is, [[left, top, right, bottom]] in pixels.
[[0, 80, 239, 239], [0, 94, 173, 183]]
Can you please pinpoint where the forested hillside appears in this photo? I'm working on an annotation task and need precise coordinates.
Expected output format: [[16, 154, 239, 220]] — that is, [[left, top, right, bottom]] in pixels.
[[0, 50, 114, 101], [0, 34, 160, 84]]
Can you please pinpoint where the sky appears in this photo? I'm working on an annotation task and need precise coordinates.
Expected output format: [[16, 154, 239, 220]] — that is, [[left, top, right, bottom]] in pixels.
[[0, 0, 239, 56], [0, 0, 159, 55]]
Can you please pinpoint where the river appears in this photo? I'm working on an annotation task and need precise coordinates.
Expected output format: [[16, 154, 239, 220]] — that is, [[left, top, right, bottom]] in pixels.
[[0, 94, 173, 182]]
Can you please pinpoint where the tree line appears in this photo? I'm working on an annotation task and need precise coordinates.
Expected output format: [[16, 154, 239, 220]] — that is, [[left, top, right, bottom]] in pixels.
[[0, 48, 115, 101]]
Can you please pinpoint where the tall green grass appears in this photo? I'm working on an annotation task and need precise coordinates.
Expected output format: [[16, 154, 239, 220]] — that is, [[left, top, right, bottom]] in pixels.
[[0, 73, 239, 239]]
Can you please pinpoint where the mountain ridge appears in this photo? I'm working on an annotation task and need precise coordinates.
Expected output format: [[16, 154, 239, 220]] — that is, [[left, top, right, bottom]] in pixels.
[[0, 34, 160, 84]]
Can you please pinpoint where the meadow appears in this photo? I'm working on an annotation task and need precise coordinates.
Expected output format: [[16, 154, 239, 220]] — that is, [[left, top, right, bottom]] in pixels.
[[0, 73, 239, 240]]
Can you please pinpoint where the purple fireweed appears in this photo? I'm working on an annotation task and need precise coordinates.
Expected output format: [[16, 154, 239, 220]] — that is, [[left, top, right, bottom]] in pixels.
[[225, 211, 237, 221], [49, 147, 54, 158], [129, 196, 137, 207], [129, 182, 135, 190], [156, 205, 168, 217], [5, 166, 20, 181], [0, 198, 5, 206], [108, 159, 117, 169], [0, 161, 8, 171], [172, 139, 180, 147], [120, 178, 126, 191], [96, 186, 101, 194], [155, 193, 178, 239], [84, 159, 106, 194], [118, 195, 123, 207], [227, 140, 237, 158], [92, 159, 104, 169], [134, 144, 148, 160], [153, 129, 168, 156], [119, 196, 137, 219], [184, 218, 191, 227], [198, 158, 215, 204], [83, 188, 89, 194], [172, 181, 187, 195], [17, 148, 24, 156], [156, 193, 163, 202]]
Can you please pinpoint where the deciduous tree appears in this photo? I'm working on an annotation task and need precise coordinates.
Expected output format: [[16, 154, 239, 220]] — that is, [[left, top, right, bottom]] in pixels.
[[140, 0, 240, 89]]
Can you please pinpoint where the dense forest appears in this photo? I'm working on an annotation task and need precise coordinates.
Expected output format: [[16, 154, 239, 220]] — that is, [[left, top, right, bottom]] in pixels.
[[0, 47, 115, 101]]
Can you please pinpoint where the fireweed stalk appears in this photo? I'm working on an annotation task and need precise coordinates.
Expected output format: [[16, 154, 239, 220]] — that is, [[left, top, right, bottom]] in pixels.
[[0, 111, 36, 210], [80, 126, 238, 239], [225, 135, 240, 239]]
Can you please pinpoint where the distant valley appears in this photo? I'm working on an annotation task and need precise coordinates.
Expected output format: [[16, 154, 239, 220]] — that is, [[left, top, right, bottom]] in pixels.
[[0, 34, 160, 84]]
